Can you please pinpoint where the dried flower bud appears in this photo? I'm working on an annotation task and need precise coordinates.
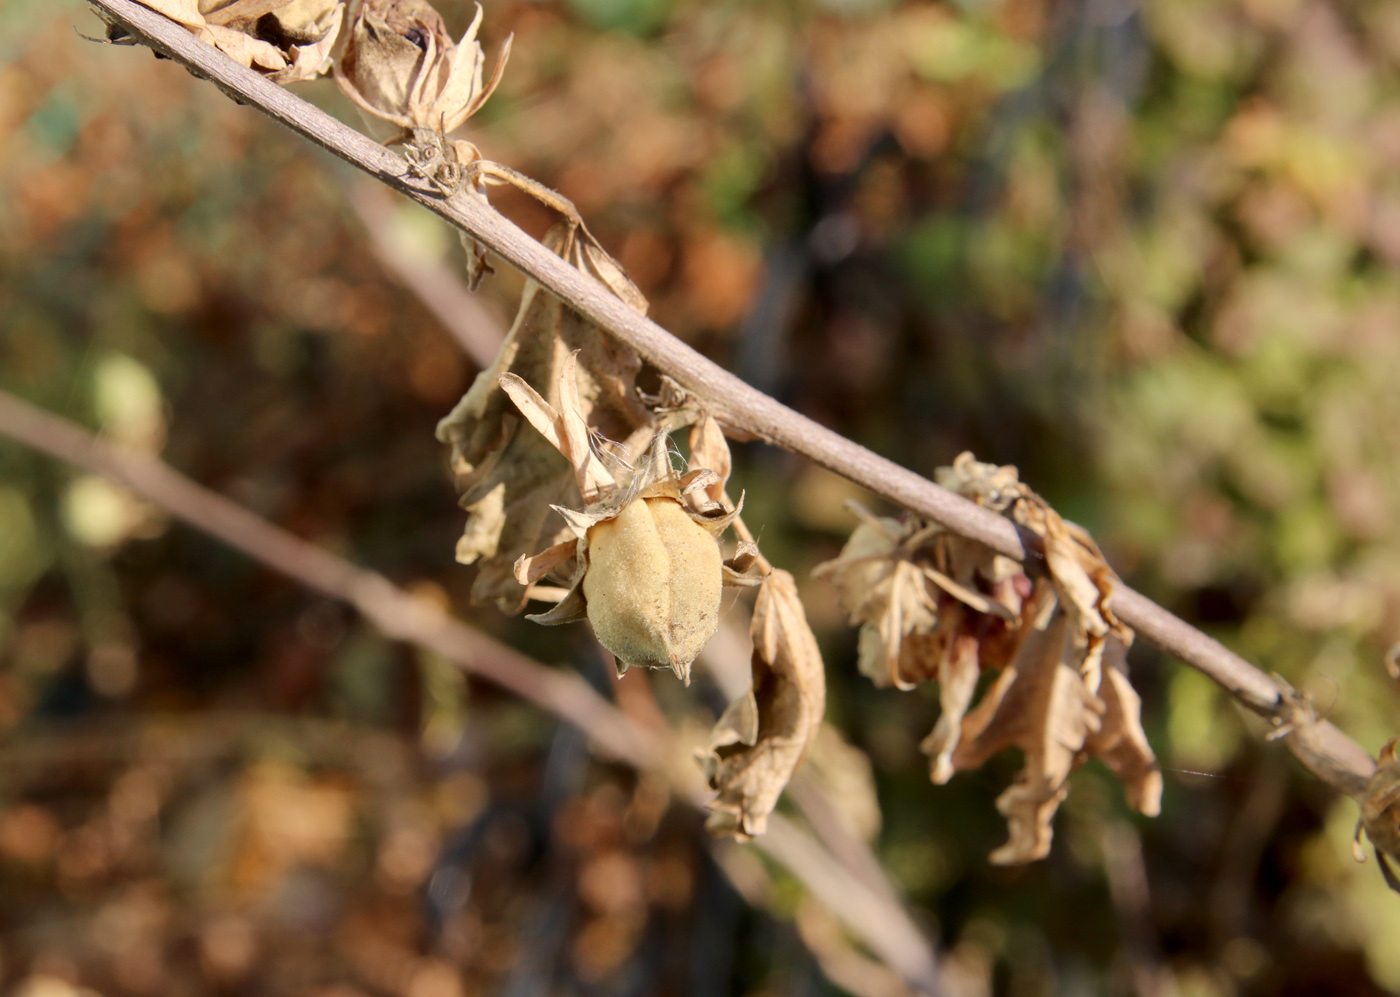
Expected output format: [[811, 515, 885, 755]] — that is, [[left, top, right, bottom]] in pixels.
[[583, 496, 724, 678], [335, 0, 510, 136]]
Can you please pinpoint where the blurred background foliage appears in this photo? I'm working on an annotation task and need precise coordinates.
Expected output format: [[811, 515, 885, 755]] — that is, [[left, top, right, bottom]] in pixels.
[[1, 0, 1399, 994]]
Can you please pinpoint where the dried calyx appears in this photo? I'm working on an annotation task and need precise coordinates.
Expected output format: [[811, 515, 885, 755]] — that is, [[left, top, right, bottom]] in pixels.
[[118, 0, 345, 83], [334, 0, 606, 286], [817, 452, 1161, 864]]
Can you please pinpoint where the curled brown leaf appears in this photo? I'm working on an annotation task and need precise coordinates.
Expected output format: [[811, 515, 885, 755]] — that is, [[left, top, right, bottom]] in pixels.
[[699, 569, 827, 839]]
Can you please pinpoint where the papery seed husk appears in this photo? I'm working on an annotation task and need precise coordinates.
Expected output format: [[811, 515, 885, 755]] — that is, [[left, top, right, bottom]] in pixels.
[[583, 496, 722, 681]]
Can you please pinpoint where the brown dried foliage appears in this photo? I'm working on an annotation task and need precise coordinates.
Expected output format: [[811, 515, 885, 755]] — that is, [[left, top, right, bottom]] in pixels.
[[1355, 738, 1400, 894], [121, 0, 345, 83], [440, 285, 825, 833], [436, 225, 652, 613], [698, 569, 827, 839], [818, 452, 1161, 864]]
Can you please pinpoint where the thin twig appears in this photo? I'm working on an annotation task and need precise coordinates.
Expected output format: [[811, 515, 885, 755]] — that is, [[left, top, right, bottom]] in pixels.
[[0, 387, 942, 996]]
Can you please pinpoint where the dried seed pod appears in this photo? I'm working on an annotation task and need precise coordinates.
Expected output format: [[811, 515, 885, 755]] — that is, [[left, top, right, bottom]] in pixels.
[[583, 497, 724, 676], [501, 355, 740, 684]]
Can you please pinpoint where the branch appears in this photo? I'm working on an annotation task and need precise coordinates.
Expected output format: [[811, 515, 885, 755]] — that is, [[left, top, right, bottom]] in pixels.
[[0, 387, 942, 997], [83, 1, 1375, 790]]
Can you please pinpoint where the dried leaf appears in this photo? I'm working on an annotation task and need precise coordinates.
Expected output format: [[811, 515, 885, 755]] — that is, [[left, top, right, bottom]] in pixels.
[[700, 570, 826, 839], [135, 0, 205, 28], [436, 225, 651, 611], [814, 510, 937, 689], [130, 0, 344, 81], [1085, 636, 1163, 817], [201, 22, 288, 70], [1355, 739, 1400, 894], [267, 1, 344, 83], [950, 592, 1102, 864], [818, 452, 1160, 863], [687, 416, 732, 506]]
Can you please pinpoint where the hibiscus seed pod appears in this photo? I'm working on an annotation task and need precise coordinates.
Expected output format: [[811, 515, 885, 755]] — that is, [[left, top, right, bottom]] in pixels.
[[583, 495, 723, 682]]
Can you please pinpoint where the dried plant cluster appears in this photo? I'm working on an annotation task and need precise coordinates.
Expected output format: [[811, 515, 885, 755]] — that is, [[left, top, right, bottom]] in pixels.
[[107, 0, 346, 83], [817, 453, 1163, 864], [108, 0, 829, 844], [120, 0, 590, 286], [438, 227, 825, 839]]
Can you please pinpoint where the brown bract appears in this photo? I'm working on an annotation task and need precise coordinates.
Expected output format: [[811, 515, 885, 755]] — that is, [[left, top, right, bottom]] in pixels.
[[436, 225, 651, 612], [817, 451, 1161, 864], [123, 0, 344, 83], [1354, 738, 1400, 894]]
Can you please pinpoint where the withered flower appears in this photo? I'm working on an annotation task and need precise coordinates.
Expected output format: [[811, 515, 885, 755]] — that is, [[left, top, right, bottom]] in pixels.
[[504, 354, 740, 684], [124, 0, 344, 84], [335, 0, 510, 187]]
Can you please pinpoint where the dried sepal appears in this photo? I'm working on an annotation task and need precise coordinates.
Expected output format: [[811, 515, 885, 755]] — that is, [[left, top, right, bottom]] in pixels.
[[722, 541, 767, 588], [818, 451, 1160, 864], [436, 224, 651, 611], [125, 0, 345, 82], [1354, 738, 1400, 894], [699, 569, 827, 839], [498, 352, 615, 503]]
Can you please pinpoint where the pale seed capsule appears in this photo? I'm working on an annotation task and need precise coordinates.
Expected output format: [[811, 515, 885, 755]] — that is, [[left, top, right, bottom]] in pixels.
[[583, 495, 723, 681]]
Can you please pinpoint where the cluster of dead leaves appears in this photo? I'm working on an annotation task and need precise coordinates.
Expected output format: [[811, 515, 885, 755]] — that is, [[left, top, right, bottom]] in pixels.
[[817, 452, 1161, 864], [1355, 737, 1400, 893], [437, 228, 823, 839], [115, 0, 345, 83]]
